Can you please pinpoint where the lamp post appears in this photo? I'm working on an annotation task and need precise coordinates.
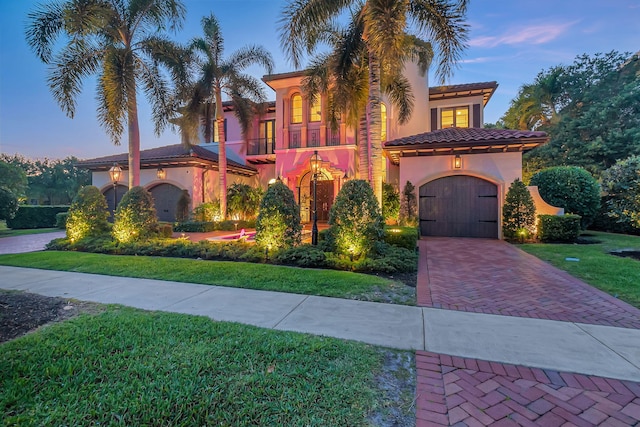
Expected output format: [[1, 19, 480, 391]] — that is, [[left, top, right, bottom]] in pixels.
[[108, 163, 122, 217], [310, 150, 320, 245]]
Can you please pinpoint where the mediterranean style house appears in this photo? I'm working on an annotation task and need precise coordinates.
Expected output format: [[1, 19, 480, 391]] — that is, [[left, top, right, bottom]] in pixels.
[[80, 62, 556, 239]]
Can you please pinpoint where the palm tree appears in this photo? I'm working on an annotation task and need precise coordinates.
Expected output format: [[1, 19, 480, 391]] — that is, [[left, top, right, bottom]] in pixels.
[[280, 0, 469, 204], [182, 13, 274, 219], [26, 0, 186, 188], [303, 15, 432, 181]]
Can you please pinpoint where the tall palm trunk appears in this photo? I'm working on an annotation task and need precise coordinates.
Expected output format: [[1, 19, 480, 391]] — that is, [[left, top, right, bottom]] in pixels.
[[358, 111, 368, 179], [368, 49, 383, 206], [215, 88, 227, 220], [127, 84, 140, 188]]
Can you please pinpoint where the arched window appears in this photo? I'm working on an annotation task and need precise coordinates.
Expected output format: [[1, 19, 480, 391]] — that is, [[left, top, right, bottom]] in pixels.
[[291, 93, 302, 124], [380, 103, 387, 142], [309, 96, 321, 122]]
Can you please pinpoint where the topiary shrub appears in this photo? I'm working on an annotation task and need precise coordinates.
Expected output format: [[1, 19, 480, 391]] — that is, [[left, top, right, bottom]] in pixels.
[[175, 190, 191, 223], [66, 186, 110, 241], [0, 187, 18, 221], [255, 182, 301, 252], [112, 186, 158, 243], [601, 155, 640, 231], [398, 181, 418, 227], [537, 214, 581, 242], [530, 166, 600, 229], [502, 179, 536, 240], [328, 179, 383, 259], [382, 182, 400, 224]]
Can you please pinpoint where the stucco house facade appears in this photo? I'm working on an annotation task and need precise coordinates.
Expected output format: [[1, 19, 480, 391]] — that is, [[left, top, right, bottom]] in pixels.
[[80, 62, 550, 238]]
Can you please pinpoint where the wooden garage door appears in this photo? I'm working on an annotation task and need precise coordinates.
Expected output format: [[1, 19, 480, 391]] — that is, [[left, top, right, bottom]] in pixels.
[[419, 176, 498, 238], [150, 183, 183, 222]]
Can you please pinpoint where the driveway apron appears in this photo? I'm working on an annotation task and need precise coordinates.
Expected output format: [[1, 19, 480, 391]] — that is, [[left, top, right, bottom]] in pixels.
[[417, 237, 640, 329]]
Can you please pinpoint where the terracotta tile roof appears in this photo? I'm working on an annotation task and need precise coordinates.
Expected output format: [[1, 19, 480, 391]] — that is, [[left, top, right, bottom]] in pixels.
[[77, 143, 257, 176], [384, 127, 548, 164], [385, 127, 547, 147]]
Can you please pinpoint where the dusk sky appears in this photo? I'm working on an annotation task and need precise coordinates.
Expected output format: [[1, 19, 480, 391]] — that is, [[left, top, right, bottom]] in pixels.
[[1, 0, 639, 161]]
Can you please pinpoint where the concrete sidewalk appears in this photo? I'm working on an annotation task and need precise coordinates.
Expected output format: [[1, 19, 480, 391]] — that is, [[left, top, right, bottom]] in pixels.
[[1, 265, 639, 382]]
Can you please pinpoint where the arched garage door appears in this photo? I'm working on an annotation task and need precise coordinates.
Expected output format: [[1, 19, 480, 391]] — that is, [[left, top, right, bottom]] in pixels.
[[419, 176, 498, 238], [149, 183, 183, 222]]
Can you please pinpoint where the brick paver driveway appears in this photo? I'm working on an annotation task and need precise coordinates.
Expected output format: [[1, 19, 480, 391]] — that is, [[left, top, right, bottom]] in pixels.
[[417, 237, 640, 329]]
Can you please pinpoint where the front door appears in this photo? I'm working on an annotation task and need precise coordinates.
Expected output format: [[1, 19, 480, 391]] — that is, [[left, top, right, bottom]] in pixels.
[[310, 180, 334, 222]]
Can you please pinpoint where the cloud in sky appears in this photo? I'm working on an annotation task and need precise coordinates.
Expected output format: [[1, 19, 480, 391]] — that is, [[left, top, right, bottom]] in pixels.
[[469, 22, 577, 48]]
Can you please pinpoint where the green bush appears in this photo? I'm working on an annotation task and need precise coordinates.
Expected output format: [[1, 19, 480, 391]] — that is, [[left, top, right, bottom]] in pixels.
[[192, 201, 221, 222], [537, 214, 581, 242], [601, 155, 640, 231], [398, 181, 418, 227], [158, 222, 173, 238], [176, 190, 191, 223], [502, 178, 536, 240], [227, 183, 263, 220], [329, 180, 383, 259], [6, 205, 69, 229], [590, 196, 640, 235], [112, 186, 158, 243], [272, 244, 328, 268], [0, 187, 18, 221], [255, 182, 301, 251], [383, 226, 418, 250], [65, 186, 110, 241], [217, 219, 256, 231], [174, 221, 216, 233], [325, 243, 418, 273], [55, 212, 68, 229], [382, 182, 400, 224], [530, 166, 600, 228]]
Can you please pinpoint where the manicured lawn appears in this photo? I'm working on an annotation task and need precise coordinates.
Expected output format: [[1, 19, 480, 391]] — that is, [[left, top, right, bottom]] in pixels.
[[520, 231, 640, 309], [0, 251, 414, 304], [1, 306, 410, 425]]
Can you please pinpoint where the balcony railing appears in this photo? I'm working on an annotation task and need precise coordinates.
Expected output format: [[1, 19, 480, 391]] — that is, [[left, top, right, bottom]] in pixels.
[[247, 137, 275, 155], [287, 128, 343, 148]]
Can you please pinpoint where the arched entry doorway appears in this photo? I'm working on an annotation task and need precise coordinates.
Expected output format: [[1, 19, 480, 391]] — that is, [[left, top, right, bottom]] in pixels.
[[103, 184, 128, 220], [298, 172, 334, 223], [149, 183, 184, 222], [419, 175, 498, 238]]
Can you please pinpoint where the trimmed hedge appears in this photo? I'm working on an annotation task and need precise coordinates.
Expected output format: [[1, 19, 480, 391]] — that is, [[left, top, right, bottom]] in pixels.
[[537, 214, 581, 243], [174, 221, 216, 233], [383, 226, 418, 250], [55, 212, 68, 229], [6, 206, 69, 229]]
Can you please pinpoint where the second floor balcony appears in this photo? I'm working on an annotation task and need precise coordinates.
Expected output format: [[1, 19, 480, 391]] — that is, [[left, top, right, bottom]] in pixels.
[[247, 137, 276, 156], [286, 127, 346, 149]]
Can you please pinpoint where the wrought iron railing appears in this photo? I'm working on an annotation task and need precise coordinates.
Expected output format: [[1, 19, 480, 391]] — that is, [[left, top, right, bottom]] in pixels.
[[247, 138, 275, 155], [289, 130, 302, 148]]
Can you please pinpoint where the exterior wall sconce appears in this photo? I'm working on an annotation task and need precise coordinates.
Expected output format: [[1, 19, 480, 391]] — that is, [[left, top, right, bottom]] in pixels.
[[454, 154, 462, 169], [156, 167, 166, 180]]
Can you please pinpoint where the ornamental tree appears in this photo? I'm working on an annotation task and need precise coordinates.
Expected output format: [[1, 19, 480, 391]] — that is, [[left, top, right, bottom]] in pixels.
[[255, 182, 301, 251], [398, 181, 418, 227], [502, 179, 536, 240], [66, 185, 110, 241], [328, 179, 384, 259], [112, 186, 158, 243]]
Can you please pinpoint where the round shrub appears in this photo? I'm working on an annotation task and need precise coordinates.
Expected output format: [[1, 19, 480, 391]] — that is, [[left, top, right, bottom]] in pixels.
[[502, 179, 536, 240], [66, 185, 110, 241], [328, 179, 383, 259], [112, 186, 158, 243], [0, 186, 18, 221], [255, 182, 301, 251], [601, 155, 640, 231], [530, 166, 600, 228]]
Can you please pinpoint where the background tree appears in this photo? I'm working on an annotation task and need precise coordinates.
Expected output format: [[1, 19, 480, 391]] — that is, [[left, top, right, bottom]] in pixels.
[[502, 179, 536, 240], [26, 0, 187, 188], [601, 155, 640, 231], [280, 0, 469, 204], [179, 13, 273, 219], [0, 160, 28, 200], [0, 187, 19, 221]]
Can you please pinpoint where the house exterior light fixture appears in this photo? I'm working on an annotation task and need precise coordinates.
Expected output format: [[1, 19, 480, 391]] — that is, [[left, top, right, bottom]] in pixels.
[[310, 150, 321, 245], [108, 163, 122, 217], [454, 154, 462, 169], [156, 167, 166, 180]]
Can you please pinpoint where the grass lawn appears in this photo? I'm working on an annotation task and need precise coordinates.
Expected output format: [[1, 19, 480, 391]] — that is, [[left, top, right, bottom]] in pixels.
[[520, 231, 640, 309], [0, 251, 415, 304], [1, 306, 413, 425]]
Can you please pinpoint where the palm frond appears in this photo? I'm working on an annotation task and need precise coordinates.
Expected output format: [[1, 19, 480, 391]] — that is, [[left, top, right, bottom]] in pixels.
[[25, 1, 66, 63], [226, 45, 274, 74], [383, 73, 414, 124]]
